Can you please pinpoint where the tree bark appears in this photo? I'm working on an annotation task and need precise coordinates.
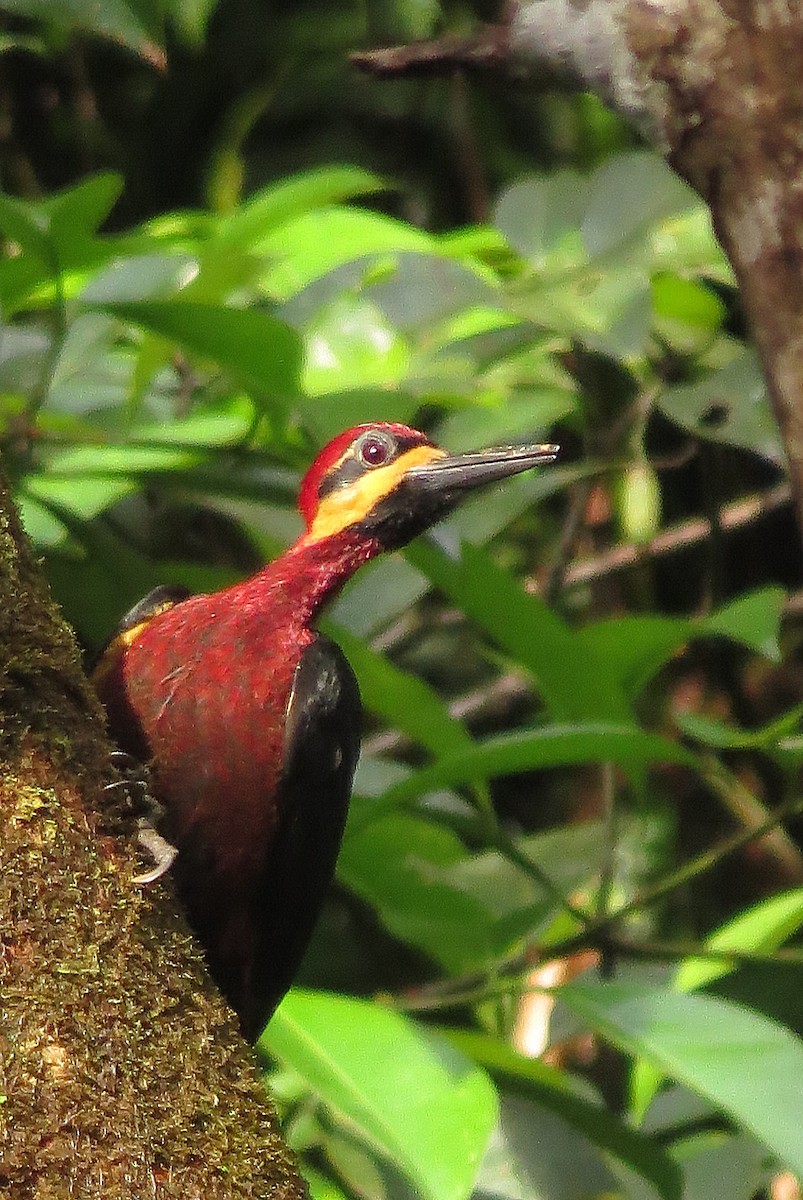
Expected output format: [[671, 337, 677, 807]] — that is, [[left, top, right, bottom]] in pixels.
[[0, 471, 306, 1197], [353, 0, 803, 538]]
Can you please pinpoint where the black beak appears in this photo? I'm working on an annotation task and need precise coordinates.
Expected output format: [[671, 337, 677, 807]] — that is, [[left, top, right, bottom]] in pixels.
[[405, 442, 559, 495]]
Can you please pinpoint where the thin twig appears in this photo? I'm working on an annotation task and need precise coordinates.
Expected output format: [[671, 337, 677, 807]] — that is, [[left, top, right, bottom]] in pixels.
[[594, 762, 618, 925], [698, 755, 803, 884], [361, 671, 531, 757], [387, 790, 803, 1013], [351, 29, 508, 79], [559, 483, 791, 590], [393, 937, 803, 1013]]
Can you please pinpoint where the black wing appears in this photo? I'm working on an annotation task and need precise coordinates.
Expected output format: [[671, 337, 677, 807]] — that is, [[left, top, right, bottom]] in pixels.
[[241, 633, 361, 1039], [91, 584, 192, 673]]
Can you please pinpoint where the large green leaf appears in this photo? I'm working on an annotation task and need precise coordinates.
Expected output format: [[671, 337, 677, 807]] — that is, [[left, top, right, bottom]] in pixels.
[[631, 890, 803, 1119], [339, 815, 602, 972], [338, 813, 488, 972], [216, 166, 388, 249], [581, 151, 695, 258], [357, 724, 692, 827], [658, 349, 784, 465], [494, 169, 586, 271], [95, 300, 302, 402], [444, 1029, 682, 1200], [560, 982, 803, 1175], [408, 540, 633, 722], [261, 990, 498, 1200], [576, 586, 787, 702], [259, 207, 437, 299], [330, 624, 474, 759]]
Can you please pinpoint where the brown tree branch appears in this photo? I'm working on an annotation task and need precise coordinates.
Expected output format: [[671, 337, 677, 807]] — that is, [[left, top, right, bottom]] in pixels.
[[354, 3, 803, 540]]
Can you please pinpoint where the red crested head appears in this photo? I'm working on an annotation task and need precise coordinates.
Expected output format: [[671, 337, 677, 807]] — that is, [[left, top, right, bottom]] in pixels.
[[295, 421, 558, 553], [297, 423, 434, 529]]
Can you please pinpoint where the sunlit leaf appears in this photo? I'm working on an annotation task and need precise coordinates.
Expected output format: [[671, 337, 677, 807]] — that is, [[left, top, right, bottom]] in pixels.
[[261, 990, 498, 1200], [96, 300, 302, 402], [216, 166, 389, 249], [631, 890, 803, 1121], [561, 981, 803, 1175]]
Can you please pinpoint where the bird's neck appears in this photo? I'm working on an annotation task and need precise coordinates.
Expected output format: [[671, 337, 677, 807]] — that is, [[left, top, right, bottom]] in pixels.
[[233, 526, 382, 628]]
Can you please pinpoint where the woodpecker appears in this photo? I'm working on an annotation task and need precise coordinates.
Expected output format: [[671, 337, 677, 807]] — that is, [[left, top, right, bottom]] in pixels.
[[93, 423, 558, 1039]]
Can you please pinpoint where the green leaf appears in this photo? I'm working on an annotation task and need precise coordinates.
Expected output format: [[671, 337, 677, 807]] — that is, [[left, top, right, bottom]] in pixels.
[[16, 495, 70, 549], [340, 815, 602, 972], [652, 273, 725, 353], [216, 166, 388, 249], [652, 273, 725, 332], [21, 474, 137, 520], [0, 190, 51, 261], [259, 207, 437, 299], [407, 541, 633, 723], [129, 396, 254, 447], [44, 444, 202, 476], [303, 296, 410, 395], [702, 586, 786, 660], [357, 724, 692, 827], [44, 172, 123, 248], [80, 253, 199, 303], [443, 1029, 682, 1200], [677, 889, 803, 993], [299, 1165, 349, 1200], [261, 990, 498, 1200], [658, 350, 784, 465], [576, 615, 691, 700], [631, 890, 803, 1120], [0, 0, 157, 52], [560, 982, 803, 1175], [575, 587, 787, 704], [95, 300, 302, 401], [338, 813, 484, 973], [675, 705, 803, 751], [582, 151, 695, 258], [494, 169, 586, 271], [330, 625, 473, 759]]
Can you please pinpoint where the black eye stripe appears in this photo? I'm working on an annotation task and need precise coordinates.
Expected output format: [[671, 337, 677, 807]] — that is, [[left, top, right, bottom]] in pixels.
[[317, 434, 427, 502]]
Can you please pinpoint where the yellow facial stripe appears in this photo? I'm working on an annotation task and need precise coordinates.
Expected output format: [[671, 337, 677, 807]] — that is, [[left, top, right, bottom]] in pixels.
[[304, 444, 446, 542]]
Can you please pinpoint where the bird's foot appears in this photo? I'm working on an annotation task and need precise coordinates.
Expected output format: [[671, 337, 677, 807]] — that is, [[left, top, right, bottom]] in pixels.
[[132, 819, 178, 884], [104, 750, 177, 884]]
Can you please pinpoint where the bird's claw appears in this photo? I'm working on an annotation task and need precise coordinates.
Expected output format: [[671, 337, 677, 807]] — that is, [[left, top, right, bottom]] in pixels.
[[133, 819, 178, 884], [103, 750, 178, 884]]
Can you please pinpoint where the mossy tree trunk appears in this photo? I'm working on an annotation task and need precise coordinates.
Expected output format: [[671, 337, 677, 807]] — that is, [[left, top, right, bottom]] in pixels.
[[0, 473, 306, 1197]]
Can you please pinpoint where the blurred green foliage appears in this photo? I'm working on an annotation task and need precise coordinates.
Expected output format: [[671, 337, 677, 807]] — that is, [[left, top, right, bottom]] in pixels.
[[1, 2, 802, 1199]]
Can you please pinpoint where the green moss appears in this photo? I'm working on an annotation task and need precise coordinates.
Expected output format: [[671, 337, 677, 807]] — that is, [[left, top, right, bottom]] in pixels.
[[0, 474, 306, 1197]]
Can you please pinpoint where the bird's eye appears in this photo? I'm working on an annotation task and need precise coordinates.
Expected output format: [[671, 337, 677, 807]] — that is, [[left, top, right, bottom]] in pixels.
[[357, 431, 395, 468]]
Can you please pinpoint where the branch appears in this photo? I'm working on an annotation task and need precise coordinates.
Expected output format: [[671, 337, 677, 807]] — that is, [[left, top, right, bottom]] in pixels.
[[355, 3, 803, 540], [559, 481, 792, 589]]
